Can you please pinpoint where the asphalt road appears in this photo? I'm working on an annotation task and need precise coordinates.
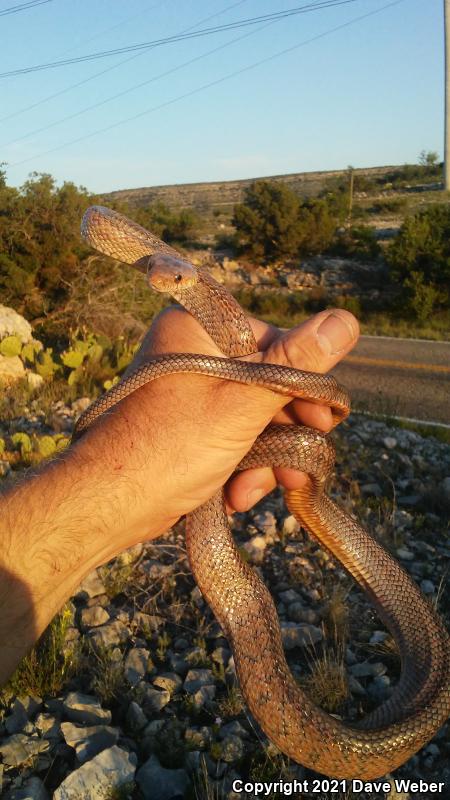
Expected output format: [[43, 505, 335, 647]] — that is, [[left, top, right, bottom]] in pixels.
[[332, 336, 450, 426]]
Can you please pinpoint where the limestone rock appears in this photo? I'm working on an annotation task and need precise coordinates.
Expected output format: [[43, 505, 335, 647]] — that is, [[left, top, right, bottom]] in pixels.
[[61, 721, 119, 763], [136, 754, 189, 800], [62, 692, 112, 726], [0, 305, 32, 343], [0, 354, 25, 383], [53, 745, 136, 800]]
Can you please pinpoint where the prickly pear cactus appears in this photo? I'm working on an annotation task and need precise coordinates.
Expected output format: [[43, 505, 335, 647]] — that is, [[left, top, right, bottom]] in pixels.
[[0, 335, 22, 357]]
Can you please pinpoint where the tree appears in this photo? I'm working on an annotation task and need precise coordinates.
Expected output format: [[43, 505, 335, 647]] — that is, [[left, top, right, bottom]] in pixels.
[[387, 204, 450, 319], [233, 181, 340, 262], [233, 181, 303, 261], [418, 150, 439, 168]]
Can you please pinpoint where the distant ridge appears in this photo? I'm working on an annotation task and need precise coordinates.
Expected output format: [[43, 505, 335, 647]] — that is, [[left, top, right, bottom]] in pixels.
[[103, 164, 397, 211]]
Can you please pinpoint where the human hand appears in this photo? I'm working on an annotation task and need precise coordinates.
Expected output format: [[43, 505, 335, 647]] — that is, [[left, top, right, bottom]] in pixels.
[[75, 304, 359, 555]]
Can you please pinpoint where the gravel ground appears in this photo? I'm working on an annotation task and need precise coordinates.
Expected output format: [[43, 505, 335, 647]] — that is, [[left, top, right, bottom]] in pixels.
[[0, 406, 449, 800]]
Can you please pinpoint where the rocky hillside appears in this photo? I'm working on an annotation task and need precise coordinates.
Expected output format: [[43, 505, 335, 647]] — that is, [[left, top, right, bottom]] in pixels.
[[104, 165, 398, 212]]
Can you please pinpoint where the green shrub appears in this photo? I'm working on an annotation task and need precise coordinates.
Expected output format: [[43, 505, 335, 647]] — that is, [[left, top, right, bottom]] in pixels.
[[387, 205, 450, 320], [403, 271, 445, 322], [233, 181, 339, 262], [331, 225, 381, 261]]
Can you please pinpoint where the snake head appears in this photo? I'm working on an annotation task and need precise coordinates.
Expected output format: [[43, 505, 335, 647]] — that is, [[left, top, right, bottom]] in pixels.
[[147, 254, 198, 294]]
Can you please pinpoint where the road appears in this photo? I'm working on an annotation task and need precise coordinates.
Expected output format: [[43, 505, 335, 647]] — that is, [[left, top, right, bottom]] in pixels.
[[332, 336, 450, 426]]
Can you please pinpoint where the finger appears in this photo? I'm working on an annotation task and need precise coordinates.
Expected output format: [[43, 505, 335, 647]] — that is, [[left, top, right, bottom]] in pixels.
[[272, 399, 333, 431], [252, 308, 359, 374], [225, 467, 277, 513]]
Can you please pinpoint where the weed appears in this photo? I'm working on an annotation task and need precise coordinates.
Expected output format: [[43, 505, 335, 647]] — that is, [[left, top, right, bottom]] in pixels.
[[5, 605, 79, 697], [300, 645, 349, 713], [217, 686, 244, 718], [89, 644, 126, 704], [156, 631, 171, 662], [101, 562, 134, 600], [322, 585, 349, 644]]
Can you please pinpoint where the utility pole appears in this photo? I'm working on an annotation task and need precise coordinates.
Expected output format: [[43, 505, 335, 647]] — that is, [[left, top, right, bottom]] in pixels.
[[445, 0, 450, 190], [347, 166, 354, 224]]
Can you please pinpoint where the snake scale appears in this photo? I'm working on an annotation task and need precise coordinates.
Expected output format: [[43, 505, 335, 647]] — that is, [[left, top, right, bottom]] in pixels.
[[76, 205, 450, 779]]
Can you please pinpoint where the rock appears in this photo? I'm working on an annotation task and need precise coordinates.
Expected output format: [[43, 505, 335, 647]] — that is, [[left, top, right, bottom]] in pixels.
[[76, 570, 106, 599], [211, 646, 231, 667], [420, 579, 435, 594], [0, 305, 32, 343], [184, 749, 201, 774], [441, 476, 450, 503], [5, 776, 50, 799], [126, 701, 147, 732], [281, 623, 322, 650], [242, 535, 267, 563], [124, 648, 151, 686], [396, 547, 415, 561], [71, 397, 92, 416], [218, 734, 245, 763], [133, 610, 164, 632], [218, 721, 249, 740], [350, 661, 387, 678], [88, 619, 128, 649], [53, 745, 136, 800], [368, 674, 391, 701], [153, 672, 182, 694], [191, 686, 216, 710], [287, 603, 321, 625], [26, 372, 44, 391], [184, 669, 216, 693], [79, 605, 110, 629], [61, 721, 119, 763], [62, 692, 112, 726], [34, 713, 60, 739], [369, 630, 388, 645], [136, 754, 190, 800], [0, 354, 25, 383], [185, 726, 211, 749], [360, 482, 383, 497], [383, 436, 397, 449], [281, 514, 300, 536], [348, 675, 366, 696], [278, 589, 301, 604], [0, 459, 11, 477], [5, 700, 30, 735], [253, 510, 277, 537], [139, 685, 171, 713], [0, 734, 49, 766]]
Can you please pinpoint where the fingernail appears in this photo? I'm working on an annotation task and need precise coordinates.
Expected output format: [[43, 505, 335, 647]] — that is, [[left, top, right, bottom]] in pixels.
[[316, 313, 355, 356], [245, 488, 265, 509]]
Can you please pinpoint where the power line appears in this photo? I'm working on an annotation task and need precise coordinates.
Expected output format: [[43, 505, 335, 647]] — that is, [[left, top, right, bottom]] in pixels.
[[0, 0, 52, 17], [0, 0, 250, 125], [0, 0, 359, 78], [0, 3, 305, 148], [7, 0, 407, 171]]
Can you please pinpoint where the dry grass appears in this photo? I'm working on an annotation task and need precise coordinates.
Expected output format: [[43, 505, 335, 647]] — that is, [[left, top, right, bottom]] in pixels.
[[4, 605, 79, 698], [300, 644, 349, 713]]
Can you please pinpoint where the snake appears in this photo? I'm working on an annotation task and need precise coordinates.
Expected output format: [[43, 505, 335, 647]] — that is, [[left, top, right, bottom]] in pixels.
[[76, 205, 450, 779]]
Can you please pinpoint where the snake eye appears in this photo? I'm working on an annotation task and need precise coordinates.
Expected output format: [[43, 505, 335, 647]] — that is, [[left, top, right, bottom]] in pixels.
[[174, 274, 182, 283]]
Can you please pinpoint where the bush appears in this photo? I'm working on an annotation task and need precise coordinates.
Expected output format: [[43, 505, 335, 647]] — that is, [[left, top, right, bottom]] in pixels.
[[232, 181, 339, 262], [387, 204, 450, 319], [331, 225, 381, 261], [403, 271, 446, 323], [387, 205, 450, 288], [233, 181, 303, 261]]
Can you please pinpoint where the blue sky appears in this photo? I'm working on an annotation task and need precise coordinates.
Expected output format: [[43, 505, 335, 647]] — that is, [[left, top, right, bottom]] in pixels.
[[0, 0, 443, 193]]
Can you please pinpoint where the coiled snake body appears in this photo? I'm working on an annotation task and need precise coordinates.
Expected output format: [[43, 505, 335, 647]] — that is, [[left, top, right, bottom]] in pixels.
[[77, 206, 450, 779]]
